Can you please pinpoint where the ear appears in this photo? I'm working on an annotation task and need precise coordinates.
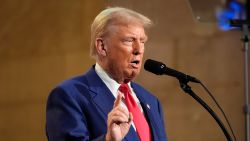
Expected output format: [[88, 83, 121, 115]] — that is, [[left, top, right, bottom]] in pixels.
[[95, 38, 107, 57]]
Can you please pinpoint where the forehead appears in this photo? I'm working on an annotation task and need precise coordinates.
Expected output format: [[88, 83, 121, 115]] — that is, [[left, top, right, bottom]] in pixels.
[[106, 23, 147, 38]]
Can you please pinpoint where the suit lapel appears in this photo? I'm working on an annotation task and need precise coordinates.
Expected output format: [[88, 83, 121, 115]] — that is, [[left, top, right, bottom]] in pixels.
[[85, 67, 115, 120], [123, 127, 140, 141], [141, 102, 159, 141], [131, 83, 160, 141]]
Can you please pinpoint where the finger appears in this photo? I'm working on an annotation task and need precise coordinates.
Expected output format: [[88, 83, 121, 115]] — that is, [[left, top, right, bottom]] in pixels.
[[110, 115, 130, 124], [110, 108, 129, 121], [114, 106, 129, 116], [128, 112, 133, 123], [113, 92, 123, 108], [107, 107, 130, 126]]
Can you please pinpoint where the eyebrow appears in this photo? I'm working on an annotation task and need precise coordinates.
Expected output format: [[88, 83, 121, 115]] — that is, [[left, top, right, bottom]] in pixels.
[[124, 35, 148, 42], [142, 36, 148, 41]]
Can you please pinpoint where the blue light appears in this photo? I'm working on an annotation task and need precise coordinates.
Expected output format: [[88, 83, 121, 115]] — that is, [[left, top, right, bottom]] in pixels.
[[217, 0, 245, 30], [230, 1, 242, 12]]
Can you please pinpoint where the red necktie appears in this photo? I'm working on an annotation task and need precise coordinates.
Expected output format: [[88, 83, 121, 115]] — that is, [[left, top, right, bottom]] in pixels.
[[119, 83, 151, 141]]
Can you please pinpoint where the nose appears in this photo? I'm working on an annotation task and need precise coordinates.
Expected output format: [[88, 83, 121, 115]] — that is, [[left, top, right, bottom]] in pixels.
[[133, 51, 140, 55], [132, 40, 144, 55]]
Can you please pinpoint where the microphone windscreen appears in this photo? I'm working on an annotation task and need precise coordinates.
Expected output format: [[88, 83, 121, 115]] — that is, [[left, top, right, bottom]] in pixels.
[[144, 59, 166, 75]]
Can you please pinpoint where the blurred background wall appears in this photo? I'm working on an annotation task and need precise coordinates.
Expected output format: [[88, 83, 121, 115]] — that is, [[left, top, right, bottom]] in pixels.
[[0, 0, 248, 141]]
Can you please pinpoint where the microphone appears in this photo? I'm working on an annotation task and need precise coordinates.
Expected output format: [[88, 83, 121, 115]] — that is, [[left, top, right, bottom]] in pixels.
[[144, 59, 200, 83]]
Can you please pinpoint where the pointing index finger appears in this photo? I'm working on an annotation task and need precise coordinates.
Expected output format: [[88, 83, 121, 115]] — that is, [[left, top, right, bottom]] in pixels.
[[113, 92, 123, 108]]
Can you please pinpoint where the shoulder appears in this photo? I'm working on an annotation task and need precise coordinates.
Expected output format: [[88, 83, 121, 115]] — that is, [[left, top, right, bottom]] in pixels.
[[131, 82, 159, 101], [131, 82, 164, 118], [54, 74, 88, 94], [48, 67, 98, 100], [54, 66, 97, 92]]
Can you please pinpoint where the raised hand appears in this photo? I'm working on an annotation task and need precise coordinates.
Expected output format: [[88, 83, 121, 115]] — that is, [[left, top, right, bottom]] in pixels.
[[105, 92, 133, 141]]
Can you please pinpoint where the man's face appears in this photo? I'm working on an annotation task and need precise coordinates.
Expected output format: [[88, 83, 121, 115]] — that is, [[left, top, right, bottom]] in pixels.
[[102, 23, 147, 83]]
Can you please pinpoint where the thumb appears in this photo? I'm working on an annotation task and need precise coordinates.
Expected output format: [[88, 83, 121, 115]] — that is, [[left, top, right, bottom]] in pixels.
[[128, 112, 133, 124]]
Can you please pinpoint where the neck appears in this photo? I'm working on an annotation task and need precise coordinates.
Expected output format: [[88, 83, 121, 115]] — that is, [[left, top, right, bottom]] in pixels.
[[96, 61, 131, 84]]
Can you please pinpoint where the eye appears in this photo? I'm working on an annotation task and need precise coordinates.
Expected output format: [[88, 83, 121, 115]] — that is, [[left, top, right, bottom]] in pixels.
[[122, 38, 134, 45], [125, 39, 133, 42], [140, 36, 147, 44], [140, 39, 147, 45]]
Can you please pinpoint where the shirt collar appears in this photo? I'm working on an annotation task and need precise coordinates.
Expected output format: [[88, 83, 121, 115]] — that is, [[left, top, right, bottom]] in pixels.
[[95, 63, 132, 98]]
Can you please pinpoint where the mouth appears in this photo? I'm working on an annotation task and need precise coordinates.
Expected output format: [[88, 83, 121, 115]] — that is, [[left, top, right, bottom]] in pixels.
[[130, 60, 140, 68]]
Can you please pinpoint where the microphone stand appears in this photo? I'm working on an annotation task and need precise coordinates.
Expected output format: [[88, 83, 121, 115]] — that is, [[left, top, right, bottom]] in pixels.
[[178, 79, 233, 141], [242, 23, 250, 141], [230, 19, 250, 141]]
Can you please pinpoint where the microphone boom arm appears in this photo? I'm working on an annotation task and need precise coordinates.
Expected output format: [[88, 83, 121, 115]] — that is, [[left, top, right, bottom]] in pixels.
[[179, 80, 233, 141]]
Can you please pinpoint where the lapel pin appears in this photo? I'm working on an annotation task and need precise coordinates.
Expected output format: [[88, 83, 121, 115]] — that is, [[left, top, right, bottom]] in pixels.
[[146, 104, 150, 109]]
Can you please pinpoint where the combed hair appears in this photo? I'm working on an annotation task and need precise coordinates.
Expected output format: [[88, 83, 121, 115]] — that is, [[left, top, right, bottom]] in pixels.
[[90, 7, 152, 59]]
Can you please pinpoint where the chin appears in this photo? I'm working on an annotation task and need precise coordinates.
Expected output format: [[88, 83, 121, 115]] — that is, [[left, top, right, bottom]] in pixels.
[[133, 69, 141, 75], [130, 71, 139, 79], [124, 69, 140, 80]]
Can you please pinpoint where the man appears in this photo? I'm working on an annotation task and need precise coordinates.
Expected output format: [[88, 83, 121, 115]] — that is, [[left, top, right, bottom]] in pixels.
[[46, 7, 168, 141]]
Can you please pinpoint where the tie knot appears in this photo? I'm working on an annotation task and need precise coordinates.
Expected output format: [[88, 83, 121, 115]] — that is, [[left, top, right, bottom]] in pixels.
[[119, 83, 130, 94]]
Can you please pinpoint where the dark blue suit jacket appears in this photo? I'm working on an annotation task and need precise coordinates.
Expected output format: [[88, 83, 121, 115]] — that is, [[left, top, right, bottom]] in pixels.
[[46, 66, 168, 141]]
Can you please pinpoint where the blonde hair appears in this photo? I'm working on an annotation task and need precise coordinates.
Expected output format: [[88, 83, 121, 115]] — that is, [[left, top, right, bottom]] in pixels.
[[90, 7, 152, 59]]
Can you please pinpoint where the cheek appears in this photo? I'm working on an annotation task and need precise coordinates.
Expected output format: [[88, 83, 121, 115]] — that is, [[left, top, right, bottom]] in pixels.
[[141, 47, 145, 54], [114, 48, 132, 60]]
